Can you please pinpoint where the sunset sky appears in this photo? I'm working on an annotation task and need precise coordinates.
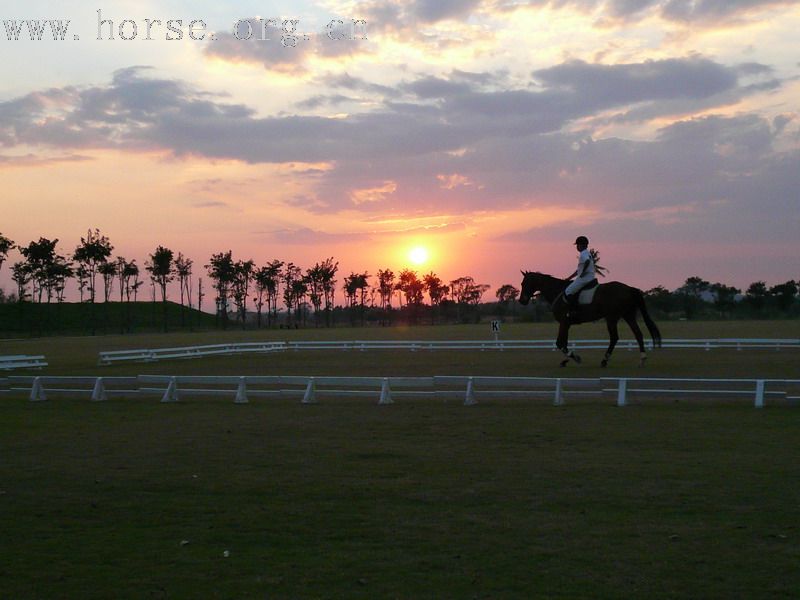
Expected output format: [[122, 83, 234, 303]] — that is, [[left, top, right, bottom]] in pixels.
[[2, 0, 799, 299]]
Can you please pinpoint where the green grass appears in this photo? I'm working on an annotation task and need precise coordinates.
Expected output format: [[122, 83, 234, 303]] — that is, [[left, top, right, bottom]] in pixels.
[[1, 321, 799, 598], [1, 400, 799, 598], [2, 320, 799, 379]]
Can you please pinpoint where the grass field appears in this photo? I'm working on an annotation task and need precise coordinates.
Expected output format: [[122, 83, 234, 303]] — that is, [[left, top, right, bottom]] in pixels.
[[2, 321, 799, 598], [2, 320, 800, 378]]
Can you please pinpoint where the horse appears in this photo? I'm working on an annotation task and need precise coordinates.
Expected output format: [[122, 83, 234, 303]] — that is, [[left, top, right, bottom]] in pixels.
[[518, 271, 662, 367]]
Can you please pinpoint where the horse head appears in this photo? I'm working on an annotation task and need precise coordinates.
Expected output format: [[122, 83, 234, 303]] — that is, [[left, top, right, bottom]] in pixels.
[[518, 270, 537, 305]]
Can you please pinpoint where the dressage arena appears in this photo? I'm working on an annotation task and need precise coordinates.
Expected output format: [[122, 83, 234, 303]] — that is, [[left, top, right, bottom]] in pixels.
[[2, 321, 799, 598]]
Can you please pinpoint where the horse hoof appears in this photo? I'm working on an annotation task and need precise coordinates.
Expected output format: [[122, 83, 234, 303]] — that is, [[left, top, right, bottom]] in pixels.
[[572, 354, 582, 365], [600, 359, 608, 368], [559, 360, 569, 368]]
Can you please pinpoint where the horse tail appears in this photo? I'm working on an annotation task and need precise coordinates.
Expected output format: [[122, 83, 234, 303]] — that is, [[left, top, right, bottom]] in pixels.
[[635, 289, 662, 349]]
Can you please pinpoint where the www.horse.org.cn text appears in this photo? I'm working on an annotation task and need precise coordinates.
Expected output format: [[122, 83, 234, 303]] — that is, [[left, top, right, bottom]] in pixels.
[[1, 11, 367, 45]]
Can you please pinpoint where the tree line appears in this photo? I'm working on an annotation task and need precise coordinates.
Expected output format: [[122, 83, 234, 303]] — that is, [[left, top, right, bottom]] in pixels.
[[0, 230, 496, 332], [644, 276, 800, 320], [1, 230, 798, 336]]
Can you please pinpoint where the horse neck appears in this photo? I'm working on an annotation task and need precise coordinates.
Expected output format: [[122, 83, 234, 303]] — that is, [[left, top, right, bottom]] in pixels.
[[537, 275, 567, 304]]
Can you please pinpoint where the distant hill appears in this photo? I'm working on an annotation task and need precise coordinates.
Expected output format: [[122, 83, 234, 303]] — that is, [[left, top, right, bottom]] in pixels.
[[0, 301, 216, 336]]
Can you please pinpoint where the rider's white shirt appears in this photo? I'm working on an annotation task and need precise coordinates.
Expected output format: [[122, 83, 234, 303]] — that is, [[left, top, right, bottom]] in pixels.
[[576, 249, 595, 280], [565, 249, 596, 296]]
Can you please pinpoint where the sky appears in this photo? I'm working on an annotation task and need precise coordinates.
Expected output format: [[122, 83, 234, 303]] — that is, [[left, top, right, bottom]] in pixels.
[[1, 0, 799, 300]]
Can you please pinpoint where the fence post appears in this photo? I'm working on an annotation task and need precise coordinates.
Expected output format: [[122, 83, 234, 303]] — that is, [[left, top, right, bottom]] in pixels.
[[617, 378, 627, 407], [161, 377, 179, 403], [464, 377, 477, 406], [234, 377, 249, 404], [29, 377, 47, 402], [553, 378, 564, 406], [302, 377, 317, 404], [379, 378, 393, 405], [754, 379, 765, 409], [91, 377, 108, 402]]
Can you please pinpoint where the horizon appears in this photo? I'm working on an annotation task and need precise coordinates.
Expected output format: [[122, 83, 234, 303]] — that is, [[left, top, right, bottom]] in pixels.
[[2, 1, 799, 298]]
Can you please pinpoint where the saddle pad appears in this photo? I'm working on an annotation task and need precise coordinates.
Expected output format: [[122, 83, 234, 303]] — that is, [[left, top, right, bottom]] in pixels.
[[579, 286, 598, 305]]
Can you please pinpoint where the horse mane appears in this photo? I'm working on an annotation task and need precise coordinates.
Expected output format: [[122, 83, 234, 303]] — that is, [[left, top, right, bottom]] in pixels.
[[523, 271, 567, 284]]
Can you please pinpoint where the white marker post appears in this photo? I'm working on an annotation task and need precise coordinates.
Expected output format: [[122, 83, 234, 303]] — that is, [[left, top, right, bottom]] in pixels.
[[491, 320, 500, 343]]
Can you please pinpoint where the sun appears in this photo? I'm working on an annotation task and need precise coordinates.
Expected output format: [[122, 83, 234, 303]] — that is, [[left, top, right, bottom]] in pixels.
[[408, 246, 429, 265]]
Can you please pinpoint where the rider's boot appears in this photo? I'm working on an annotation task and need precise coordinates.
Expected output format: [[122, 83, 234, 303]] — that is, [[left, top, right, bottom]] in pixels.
[[565, 293, 580, 322]]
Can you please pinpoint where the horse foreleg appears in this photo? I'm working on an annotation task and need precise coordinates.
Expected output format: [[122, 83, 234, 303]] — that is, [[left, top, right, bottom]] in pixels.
[[623, 312, 647, 366], [601, 318, 620, 367], [556, 321, 581, 367]]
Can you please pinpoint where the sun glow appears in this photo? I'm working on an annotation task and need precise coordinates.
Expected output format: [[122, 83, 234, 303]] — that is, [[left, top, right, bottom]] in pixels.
[[408, 246, 429, 265]]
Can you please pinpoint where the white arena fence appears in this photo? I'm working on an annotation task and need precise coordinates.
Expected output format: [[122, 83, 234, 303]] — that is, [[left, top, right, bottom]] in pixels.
[[3, 375, 799, 408], [97, 338, 800, 365], [0, 355, 48, 370]]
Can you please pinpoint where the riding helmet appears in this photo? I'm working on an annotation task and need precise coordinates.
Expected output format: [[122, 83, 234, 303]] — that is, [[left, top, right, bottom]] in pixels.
[[574, 235, 589, 246]]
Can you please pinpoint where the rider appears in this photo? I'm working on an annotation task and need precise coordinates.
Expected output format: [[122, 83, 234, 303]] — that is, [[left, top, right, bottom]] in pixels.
[[564, 236, 597, 320]]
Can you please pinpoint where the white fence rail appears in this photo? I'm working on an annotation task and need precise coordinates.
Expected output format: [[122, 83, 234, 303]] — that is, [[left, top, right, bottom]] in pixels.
[[98, 342, 285, 365], [97, 338, 800, 365], [4, 375, 799, 408], [0, 355, 48, 370]]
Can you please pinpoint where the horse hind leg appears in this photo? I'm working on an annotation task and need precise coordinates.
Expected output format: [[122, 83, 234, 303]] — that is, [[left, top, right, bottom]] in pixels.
[[601, 318, 620, 368], [623, 311, 647, 366]]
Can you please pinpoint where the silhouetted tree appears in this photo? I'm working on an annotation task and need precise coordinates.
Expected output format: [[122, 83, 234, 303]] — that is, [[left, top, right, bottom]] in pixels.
[[263, 260, 284, 326], [676, 276, 710, 319], [495, 284, 519, 303], [306, 261, 329, 326], [253, 265, 271, 328], [46, 258, 73, 303], [318, 257, 338, 327], [175, 254, 194, 309], [73, 229, 113, 303], [745, 281, 768, 311], [175, 253, 194, 327], [424, 272, 448, 306], [282, 262, 303, 326], [232, 259, 255, 328], [19, 238, 60, 303], [770, 280, 798, 311], [376, 268, 395, 325], [495, 284, 519, 318], [0, 233, 14, 274], [206, 251, 235, 327], [645, 285, 674, 314], [76, 264, 89, 302], [11, 262, 30, 302], [146, 246, 174, 331], [343, 272, 370, 325], [710, 283, 739, 316], [423, 272, 448, 324], [99, 261, 117, 303]]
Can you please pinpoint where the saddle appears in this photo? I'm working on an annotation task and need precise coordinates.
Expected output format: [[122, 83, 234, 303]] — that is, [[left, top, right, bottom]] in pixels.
[[577, 279, 599, 305]]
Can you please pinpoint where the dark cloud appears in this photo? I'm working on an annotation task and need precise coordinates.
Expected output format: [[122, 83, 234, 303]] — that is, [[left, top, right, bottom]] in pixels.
[[411, 0, 484, 22], [498, 0, 797, 24], [1, 61, 796, 238], [532, 57, 739, 103], [351, 0, 796, 29]]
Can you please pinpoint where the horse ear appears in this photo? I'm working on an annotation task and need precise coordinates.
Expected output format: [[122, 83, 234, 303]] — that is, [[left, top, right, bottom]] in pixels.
[[521, 270, 527, 276]]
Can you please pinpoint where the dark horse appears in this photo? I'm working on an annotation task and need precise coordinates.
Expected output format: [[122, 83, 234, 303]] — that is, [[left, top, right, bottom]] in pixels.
[[519, 271, 662, 367]]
